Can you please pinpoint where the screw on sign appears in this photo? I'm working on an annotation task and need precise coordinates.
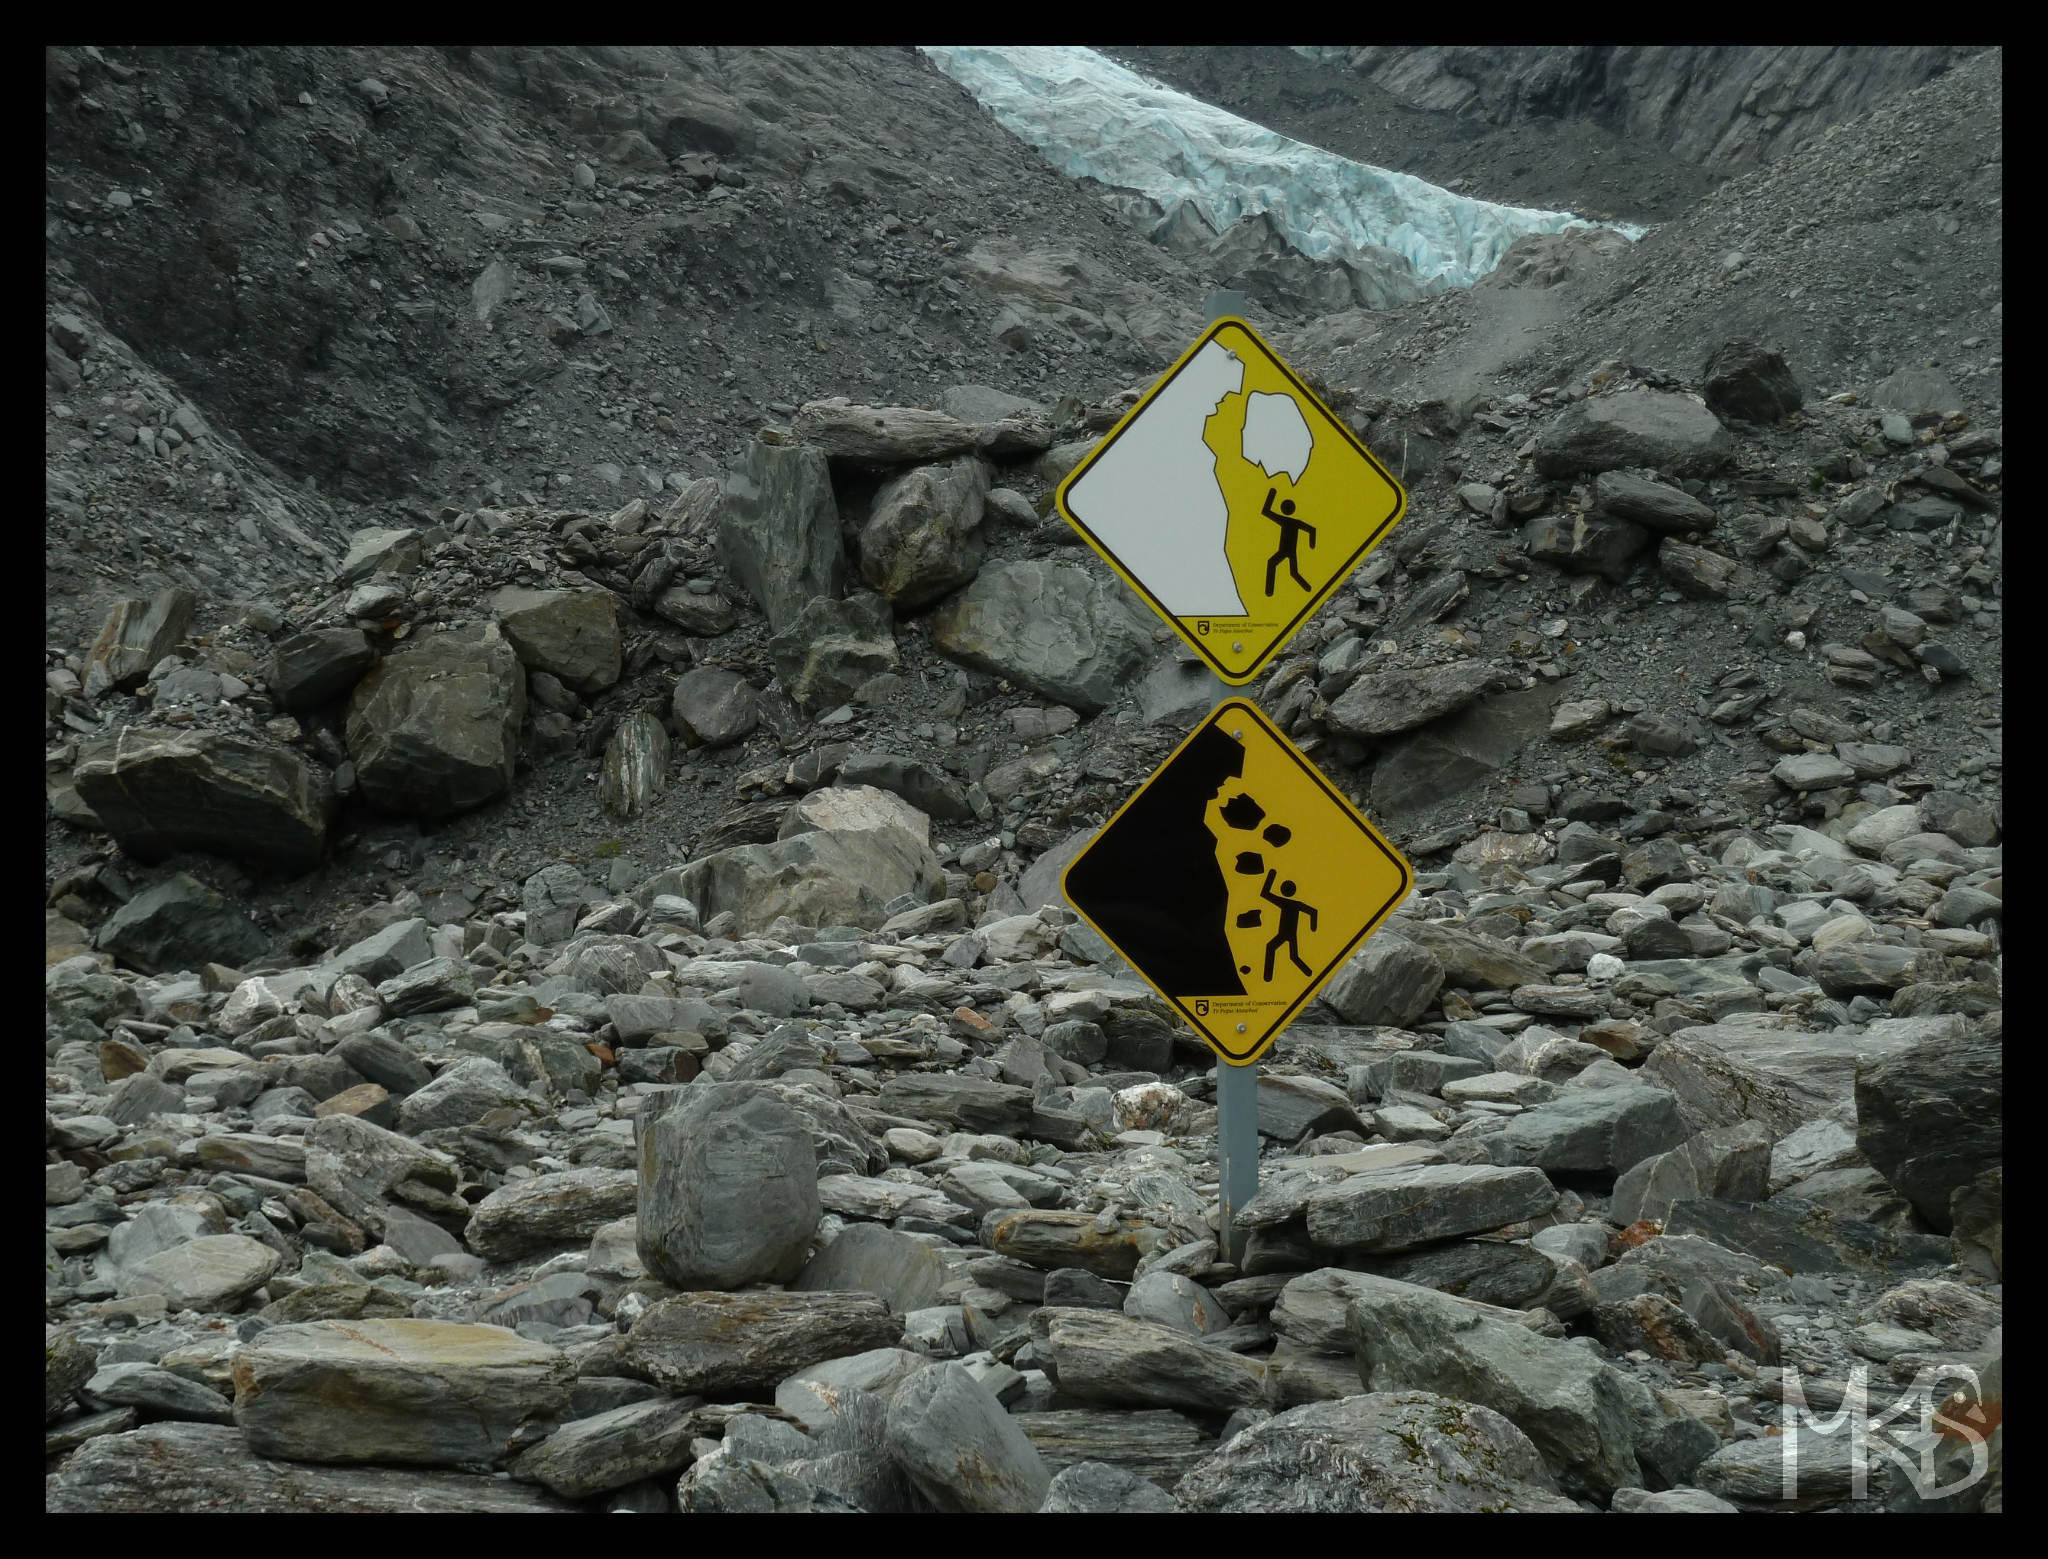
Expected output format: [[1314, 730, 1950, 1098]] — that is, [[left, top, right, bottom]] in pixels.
[[1061, 699, 1413, 1067], [1055, 315, 1406, 686]]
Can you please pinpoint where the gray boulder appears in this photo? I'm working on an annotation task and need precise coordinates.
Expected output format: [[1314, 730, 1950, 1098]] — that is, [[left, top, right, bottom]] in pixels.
[[836, 750, 975, 821], [1033, 1307, 1268, 1413], [621, 1290, 898, 1395], [345, 629, 525, 817], [74, 728, 332, 873], [599, 712, 670, 821], [767, 592, 900, 713], [1702, 341, 1802, 425], [95, 874, 269, 975], [791, 1222, 947, 1313], [269, 628, 376, 711], [232, 1319, 572, 1467], [886, 1362, 1052, 1513], [1324, 661, 1494, 737], [82, 588, 196, 696], [636, 1082, 821, 1289], [1532, 389, 1735, 479], [1043, 1460, 1179, 1512], [1854, 1028, 2001, 1232], [1521, 512, 1653, 582], [488, 586, 621, 694], [859, 455, 989, 607], [1459, 1087, 1689, 1175], [931, 559, 1154, 714], [1643, 1019, 1940, 1141], [792, 398, 979, 464], [670, 666, 759, 748], [1174, 1391, 1579, 1512], [1592, 470, 1717, 533], [676, 825, 941, 933], [1611, 1121, 1773, 1226], [717, 437, 846, 634], [1321, 934, 1444, 1026], [1304, 1163, 1557, 1253], [1347, 1280, 1652, 1498]]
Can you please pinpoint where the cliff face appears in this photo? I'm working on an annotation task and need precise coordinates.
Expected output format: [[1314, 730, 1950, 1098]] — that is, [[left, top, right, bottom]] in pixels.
[[1316, 46, 1982, 170]]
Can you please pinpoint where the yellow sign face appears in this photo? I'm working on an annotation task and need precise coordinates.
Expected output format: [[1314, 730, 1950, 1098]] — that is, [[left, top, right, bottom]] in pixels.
[[1056, 316, 1406, 685], [1062, 698, 1414, 1065]]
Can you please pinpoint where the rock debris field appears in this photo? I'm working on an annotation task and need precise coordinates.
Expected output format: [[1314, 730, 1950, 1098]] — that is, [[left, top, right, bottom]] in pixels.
[[46, 46, 1998, 1513]]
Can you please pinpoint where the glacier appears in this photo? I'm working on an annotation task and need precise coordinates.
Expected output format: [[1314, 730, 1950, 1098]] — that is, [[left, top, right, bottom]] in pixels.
[[920, 46, 1645, 305]]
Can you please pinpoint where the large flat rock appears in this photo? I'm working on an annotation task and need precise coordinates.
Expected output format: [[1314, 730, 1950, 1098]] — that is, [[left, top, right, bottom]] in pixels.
[[618, 1290, 899, 1395], [1642, 1019, 1946, 1140], [930, 558, 1154, 714], [45, 1423, 581, 1512], [230, 1320, 573, 1467], [73, 727, 332, 874]]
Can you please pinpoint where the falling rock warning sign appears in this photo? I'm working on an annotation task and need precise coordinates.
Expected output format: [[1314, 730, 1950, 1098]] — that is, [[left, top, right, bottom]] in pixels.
[[1056, 316, 1406, 686], [1062, 699, 1414, 1065]]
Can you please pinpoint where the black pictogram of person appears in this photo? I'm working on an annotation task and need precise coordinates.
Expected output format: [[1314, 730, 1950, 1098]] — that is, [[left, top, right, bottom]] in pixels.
[[1258, 868, 1317, 982], [1261, 487, 1316, 596]]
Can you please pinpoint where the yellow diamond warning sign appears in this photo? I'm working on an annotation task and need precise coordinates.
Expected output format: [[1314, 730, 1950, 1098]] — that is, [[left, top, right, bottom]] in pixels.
[[1062, 698, 1413, 1066], [1056, 316, 1406, 686]]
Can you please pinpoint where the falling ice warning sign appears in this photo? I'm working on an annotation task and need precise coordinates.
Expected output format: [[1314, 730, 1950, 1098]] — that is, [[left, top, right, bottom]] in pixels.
[[1062, 698, 1414, 1065], [1055, 316, 1406, 686]]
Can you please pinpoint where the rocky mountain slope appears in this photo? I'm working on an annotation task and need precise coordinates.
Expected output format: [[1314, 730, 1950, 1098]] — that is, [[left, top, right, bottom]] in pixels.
[[46, 46, 2000, 1514]]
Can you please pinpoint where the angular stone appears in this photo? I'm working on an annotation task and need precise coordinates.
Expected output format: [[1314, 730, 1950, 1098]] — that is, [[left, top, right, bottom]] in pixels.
[[1592, 470, 1718, 532], [1032, 1307, 1267, 1412], [792, 398, 979, 465], [877, 1073, 1034, 1134], [231, 1319, 572, 1467], [669, 665, 758, 748], [886, 1360, 1050, 1512], [1640, 1020, 1938, 1141], [75, 728, 332, 874], [717, 437, 846, 634], [1253, 1073, 1370, 1142], [1324, 660, 1494, 738], [1041, 1459, 1178, 1512], [599, 711, 670, 821], [1365, 684, 1559, 818], [1612, 1121, 1773, 1226], [1394, 918, 1549, 991], [791, 1222, 947, 1313], [119, 1234, 280, 1312], [488, 586, 621, 693], [677, 825, 941, 934], [1354, 1240, 1560, 1309], [1347, 1280, 1652, 1498], [1657, 539, 1750, 600], [1870, 365, 1961, 415], [1522, 512, 1652, 582], [509, 1396, 702, 1499], [983, 1210, 1159, 1280], [1321, 934, 1444, 1026], [651, 582, 737, 637], [345, 629, 525, 817], [1533, 390, 1734, 479], [1662, 1198, 1951, 1277], [466, 1168, 638, 1264], [860, 455, 989, 608], [1304, 1163, 1557, 1253], [1855, 1028, 2001, 1232], [767, 591, 900, 714], [835, 750, 976, 822], [269, 628, 376, 712], [1692, 1431, 1864, 1509], [1773, 752, 1858, 790], [1550, 698, 1612, 739], [1012, 1407, 1212, 1492], [619, 1290, 898, 1394], [780, 782, 932, 845], [1175, 1391, 1578, 1512], [83, 589, 197, 696], [1461, 1087, 1688, 1174], [94, 874, 270, 975], [636, 1081, 821, 1289], [1272, 1270, 1563, 1355], [1123, 1270, 1227, 1334], [44, 1423, 581, 1512], [84, 1362, 235, 1424], [304, 1113, 463, 1247], [931, 559, 1154, 714], [1701, 340, 1802, 425], [1811, 942, 1932, 997]]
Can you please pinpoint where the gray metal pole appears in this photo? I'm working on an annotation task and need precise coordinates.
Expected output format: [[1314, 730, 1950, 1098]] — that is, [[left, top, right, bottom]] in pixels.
[[1215, 1052, 1260, 1266], [1205, 287, 1258, 1270]]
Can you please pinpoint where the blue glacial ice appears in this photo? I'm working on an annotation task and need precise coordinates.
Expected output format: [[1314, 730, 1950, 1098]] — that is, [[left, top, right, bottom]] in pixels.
[[920, 46, 1645, 301]]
